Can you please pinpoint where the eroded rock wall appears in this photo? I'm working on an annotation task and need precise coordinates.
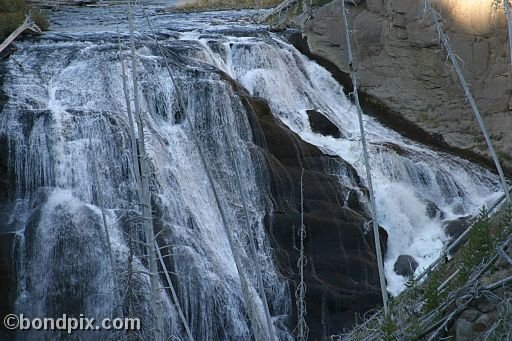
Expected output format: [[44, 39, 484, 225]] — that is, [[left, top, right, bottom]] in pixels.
[[240, 92, 388, 338], [301, 0, 512, 172]]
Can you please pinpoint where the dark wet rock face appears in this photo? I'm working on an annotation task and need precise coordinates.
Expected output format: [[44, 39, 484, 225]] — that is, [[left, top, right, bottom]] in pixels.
[[346, 189, 366, 214], [0, 233, 15, 338], [394, 254, 419, 277], [444, 216, 472, 240], [241, 93, 387, 337], [306, 109, 342, 138], [0, 61, 14, 337]]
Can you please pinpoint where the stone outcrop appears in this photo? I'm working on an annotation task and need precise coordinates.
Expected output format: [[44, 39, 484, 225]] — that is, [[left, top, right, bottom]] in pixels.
[[450, 285, 508, 339], [306, 109, 343, 138], [444, 216, 473, 240], [240, 90, 389, 338], [393, 254, 418, 277], [299, 0, 512, 173]]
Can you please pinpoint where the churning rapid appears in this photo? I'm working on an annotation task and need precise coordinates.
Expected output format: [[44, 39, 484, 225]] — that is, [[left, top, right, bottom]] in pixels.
[[0, 2, 502, 340]]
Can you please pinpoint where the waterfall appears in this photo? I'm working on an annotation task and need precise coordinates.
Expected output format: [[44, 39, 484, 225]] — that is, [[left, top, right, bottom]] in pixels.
[[0, 4, 502, 340], [0, 10, 292, 340], [193, 33, 500, 294]]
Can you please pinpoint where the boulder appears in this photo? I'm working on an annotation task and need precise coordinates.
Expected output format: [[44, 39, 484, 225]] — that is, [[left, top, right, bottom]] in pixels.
[[443, 216, 472, 240], [455, 318, 474, 341], [459, 309, 480, 323], [473, 312, 497, 333], [476, 297, 497, 314], [306, 109, 342, 138], [346, 189, 365, 213], [393, 254, 418, 277]]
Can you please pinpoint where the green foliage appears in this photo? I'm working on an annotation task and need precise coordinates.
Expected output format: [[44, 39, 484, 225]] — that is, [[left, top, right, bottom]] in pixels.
[[380, 314, 398, 341], [0, 0, 48, 40], [494, 204, 512, 245], [295, 0, 303, 15], [344, 202, 511, 341], [459, 207, 493, 281], [404, 315, 422, 340], [422, 263, 448, 314]]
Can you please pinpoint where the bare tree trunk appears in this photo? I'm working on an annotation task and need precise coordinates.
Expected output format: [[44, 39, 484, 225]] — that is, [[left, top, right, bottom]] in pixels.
[[155, 241, 194, 341], [222, 121, 277, 341], [341, 0, 389, 315], [505, 0, 512, 78], [295, 169, 309, 340], [88, 139, 123, 320], [306, 0, 312, 17], [259, 0, 297, 22], [126, 1, 164, 339]]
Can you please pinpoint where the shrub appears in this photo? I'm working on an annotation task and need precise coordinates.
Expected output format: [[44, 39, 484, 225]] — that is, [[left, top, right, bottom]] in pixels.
[[422, 264, 448, 314], [380, 314, 398, 341], [458, 207, 493, 281], [175, 0, 282, 11]]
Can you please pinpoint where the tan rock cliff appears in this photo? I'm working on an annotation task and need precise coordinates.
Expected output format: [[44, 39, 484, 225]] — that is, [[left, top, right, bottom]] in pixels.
[[300, 0, 512, 172]]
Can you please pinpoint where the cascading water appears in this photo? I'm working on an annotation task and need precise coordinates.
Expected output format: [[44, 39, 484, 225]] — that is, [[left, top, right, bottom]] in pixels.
[[195, 34, 501, 294], [0, 7, 293, 340], [0, 2, 503, 340]]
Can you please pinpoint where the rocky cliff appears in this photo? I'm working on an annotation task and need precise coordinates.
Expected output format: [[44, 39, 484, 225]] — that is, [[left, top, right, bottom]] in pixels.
[[298, 0, 512, 173], [232, 78, 389, 339]]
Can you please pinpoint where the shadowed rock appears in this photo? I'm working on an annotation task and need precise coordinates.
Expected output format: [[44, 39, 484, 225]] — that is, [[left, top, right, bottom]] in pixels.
[[394, 254, 419, 277], [0, 233, 15, 338], [444, 216, 472, 240], [306, 109, 342, 138]]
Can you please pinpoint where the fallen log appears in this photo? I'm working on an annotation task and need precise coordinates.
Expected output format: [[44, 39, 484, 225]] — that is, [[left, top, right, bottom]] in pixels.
[[0, 14, 42, 55]]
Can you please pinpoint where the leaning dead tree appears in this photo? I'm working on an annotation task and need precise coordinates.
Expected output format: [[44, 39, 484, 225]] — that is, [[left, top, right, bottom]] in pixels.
[[88, 139, 123, 319], [424, 1, 511, 205], [341, 0, 389, 315], [259, 0, 297, 23], [0, 14, 41, 55], [124, 1, 165, 339]]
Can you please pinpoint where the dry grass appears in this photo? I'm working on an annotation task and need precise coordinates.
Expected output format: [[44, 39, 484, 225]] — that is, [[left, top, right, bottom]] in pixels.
[[175, 0, 282, 12]]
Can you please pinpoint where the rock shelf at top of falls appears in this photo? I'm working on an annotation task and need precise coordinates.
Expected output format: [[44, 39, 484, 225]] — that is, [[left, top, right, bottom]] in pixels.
[[0, 2, 505, 340]]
